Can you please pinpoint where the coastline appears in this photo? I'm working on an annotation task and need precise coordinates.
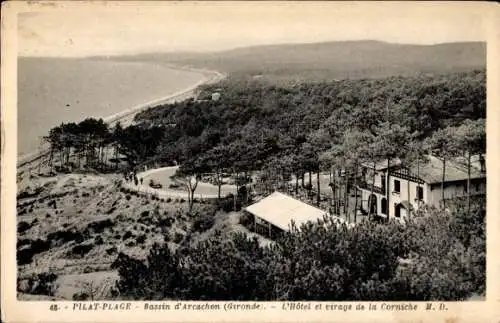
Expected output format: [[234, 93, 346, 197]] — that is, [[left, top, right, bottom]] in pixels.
[[16, 66, 226, 171]]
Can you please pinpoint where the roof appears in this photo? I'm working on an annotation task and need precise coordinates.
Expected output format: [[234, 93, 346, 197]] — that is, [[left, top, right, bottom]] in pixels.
[[244, 191, 332, 231], [365, 154, 486, 185], [409, 155, 485, 184], [361, 158, 402, 171]]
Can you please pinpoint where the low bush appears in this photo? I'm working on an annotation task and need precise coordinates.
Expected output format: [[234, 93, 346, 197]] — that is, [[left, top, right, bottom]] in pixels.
[[73, 291, 89, 301], [86, 219, 115, 233], [47, 200, 57, 209], [158, 216, 174, 228], [239, 212, 254, 228], [71, 243, 94, 258], [173, 232, 184, 244], [47, 229, 85, 245], [136, 234, 147, 245], [106, 246, 117, 255], [17, 238, 32, 249], [17, 221, 32, 234], [95, 236, 104, 245], [123, 231, 133, 240], [25, 272, 58, 296], [192, 214, 215, 233]]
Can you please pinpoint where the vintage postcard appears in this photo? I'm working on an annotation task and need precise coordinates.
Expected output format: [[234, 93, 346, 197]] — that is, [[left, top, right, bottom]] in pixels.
[[1, 1, 500, 322]]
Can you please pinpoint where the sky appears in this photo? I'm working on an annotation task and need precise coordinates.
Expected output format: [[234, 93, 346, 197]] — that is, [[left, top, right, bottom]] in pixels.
[[16, 1, 490, 57]]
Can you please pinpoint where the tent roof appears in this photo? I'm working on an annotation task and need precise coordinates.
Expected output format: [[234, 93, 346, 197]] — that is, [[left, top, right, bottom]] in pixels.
[[244, 191, 332, 231]]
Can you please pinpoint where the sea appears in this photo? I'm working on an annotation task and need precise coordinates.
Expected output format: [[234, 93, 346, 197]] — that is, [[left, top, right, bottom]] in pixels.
[[17, 57, 206, 157]]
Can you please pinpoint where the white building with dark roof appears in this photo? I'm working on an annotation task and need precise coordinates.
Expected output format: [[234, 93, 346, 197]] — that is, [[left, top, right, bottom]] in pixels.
[[358, 154, 486, 219]]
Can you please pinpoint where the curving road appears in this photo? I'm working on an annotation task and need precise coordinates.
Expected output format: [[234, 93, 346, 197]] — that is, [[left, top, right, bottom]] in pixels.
[[122, 166, 237, 200]]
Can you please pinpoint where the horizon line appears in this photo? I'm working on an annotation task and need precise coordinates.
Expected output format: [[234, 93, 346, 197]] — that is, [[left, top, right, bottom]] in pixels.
[[18, 39, 486, 59]]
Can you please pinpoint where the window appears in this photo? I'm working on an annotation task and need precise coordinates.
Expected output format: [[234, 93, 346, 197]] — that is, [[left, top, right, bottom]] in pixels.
[[395, 203, 402, 218], [417, 186, 423, 200], [381, 198, 387, 215], [394, 180, 400, 193]]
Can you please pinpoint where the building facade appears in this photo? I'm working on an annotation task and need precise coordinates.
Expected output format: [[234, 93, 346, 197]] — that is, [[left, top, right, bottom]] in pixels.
[[358, 155, 486, 219]]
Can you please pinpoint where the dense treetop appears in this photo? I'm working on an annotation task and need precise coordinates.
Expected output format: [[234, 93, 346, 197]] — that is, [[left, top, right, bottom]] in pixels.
[[112, 198, 485, 301], [134, 70, 485, 169]]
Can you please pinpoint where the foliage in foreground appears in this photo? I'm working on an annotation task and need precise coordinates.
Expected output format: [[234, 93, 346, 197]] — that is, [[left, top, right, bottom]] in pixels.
[[112, 200, 485, 301]]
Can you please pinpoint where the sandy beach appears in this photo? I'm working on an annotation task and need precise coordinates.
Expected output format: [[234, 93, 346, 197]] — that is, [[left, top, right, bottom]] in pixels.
[[17, 62, 225, 170]]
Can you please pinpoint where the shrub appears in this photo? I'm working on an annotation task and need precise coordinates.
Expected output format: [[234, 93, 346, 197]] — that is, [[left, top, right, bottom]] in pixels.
[[86, 219, 115, 233], [31, 239, 51, 253], [125, 195, 131, 201], [192, 214, 215, 233], [73, 292, 89, 301], [123, 231, 133, 240], [71, 243, 94, 258], [17, 221, 32, 234], [17, 238, 32, 249], [106, 207, 116, 215], [29, 272, 58, 296], [47, 229, 85, 245], [166, 198, 172, 203], [47, 200, 57, 209], [173, 232, 184, 244], [106, 246, 117, 255], [95, 236, 104, 245], [126, 240, 136, 247], [136, 234, 146, 245], [158, 216, 174, 228], [218, 197, 239, 213], [239, 212, 254, 228]]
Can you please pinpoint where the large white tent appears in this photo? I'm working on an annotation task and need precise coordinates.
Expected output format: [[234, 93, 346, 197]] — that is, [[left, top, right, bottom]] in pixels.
[[245, 191, 339, 233]]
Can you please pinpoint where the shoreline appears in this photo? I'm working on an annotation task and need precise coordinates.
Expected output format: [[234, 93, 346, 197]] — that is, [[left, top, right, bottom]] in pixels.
[[16, 66, 226, 170]]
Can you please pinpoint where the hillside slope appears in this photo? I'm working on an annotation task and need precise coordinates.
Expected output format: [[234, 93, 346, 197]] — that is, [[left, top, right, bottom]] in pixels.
[[103, 40, 486, 81]]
